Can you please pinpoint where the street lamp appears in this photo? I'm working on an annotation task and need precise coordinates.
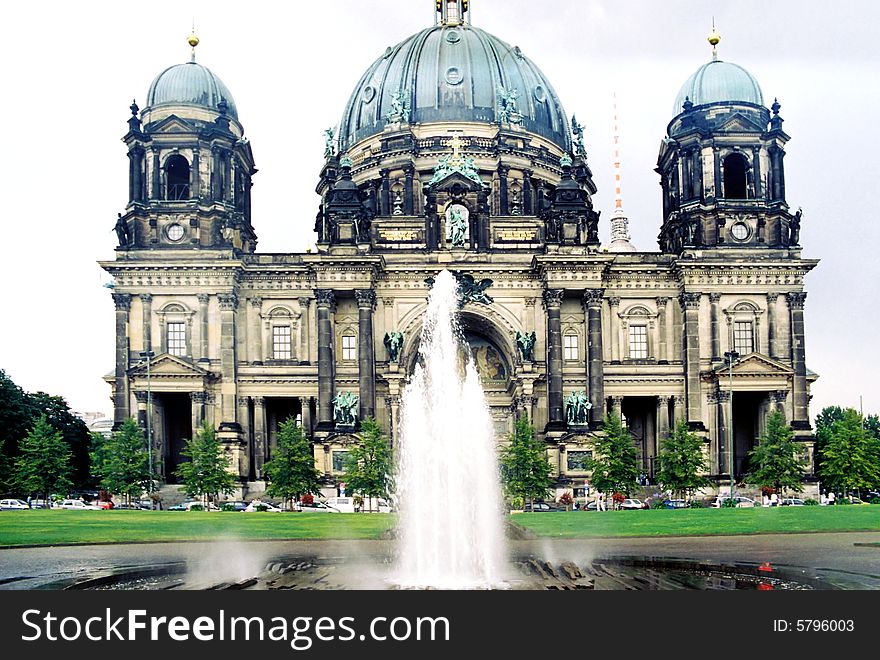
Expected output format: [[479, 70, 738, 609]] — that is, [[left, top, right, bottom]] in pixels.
[[724, 350, 740, 501], [139, 350, 155, 507]]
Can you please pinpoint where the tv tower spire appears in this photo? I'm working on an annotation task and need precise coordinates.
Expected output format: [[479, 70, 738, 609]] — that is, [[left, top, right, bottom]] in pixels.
[[608, 93, 636, 253]]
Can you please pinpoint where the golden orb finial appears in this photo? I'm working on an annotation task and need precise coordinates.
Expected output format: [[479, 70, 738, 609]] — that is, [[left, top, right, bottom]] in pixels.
[[708, 20, 721, 60], [187, 33, 200, 48]]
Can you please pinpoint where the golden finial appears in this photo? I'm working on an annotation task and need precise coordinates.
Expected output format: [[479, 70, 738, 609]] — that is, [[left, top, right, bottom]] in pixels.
[[708, 19, 721, 60], [188, 21, 199, 62]]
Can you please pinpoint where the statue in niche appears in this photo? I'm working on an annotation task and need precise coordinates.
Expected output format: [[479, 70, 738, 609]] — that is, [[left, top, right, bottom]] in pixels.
[[448, 206, 468, 246], [114, 213, 132, 247], [323, 127, 336, 158], [384, 332, 404, 364], [333, 391, 359, 429], [515, 331, 537, 362], [789, 207, 802, 245], [392, 190, 404, 216], [566, 391, 592, 427]]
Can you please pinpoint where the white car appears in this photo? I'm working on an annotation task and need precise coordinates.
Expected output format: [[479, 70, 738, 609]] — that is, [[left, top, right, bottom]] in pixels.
[[298, 501, 341, 513], [244, 501, 282, 512], [711, 496, 756, 508], [0, 499, 30, 510], [58, 499, 101, 510], [619, 498, 645, 510]]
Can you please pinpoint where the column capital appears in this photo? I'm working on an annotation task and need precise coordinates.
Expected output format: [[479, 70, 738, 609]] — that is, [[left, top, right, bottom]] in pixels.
[[315, 289, 336, 309], [139, 293, 153, 304], [716, 391, 731, 403], [611, 395, 624, 406], [787, 292, 807, 310], [673, 394, 686, 406], [254, 396, 266, 407], [709, 293, 722, 303], [237, 396, 250, 408], [355, 289, 377, 310], [608, 296, 621, 308], [542, 288, 564, 309], [582, 288, 605, 309], [190, 391, 208, 404], [657, 394, 672, 404], [249, 297, 263, 308], [297, 296, 312, 307], [135, 390, 149, 404], [766, 292, 779, 303], [218, 293, 238, 310], [655, 296, 669, 309], [679, 292, 702, 310], [112, 293, 132, 311], [772, 390, 790, 404], [197, 293, 210, 305]]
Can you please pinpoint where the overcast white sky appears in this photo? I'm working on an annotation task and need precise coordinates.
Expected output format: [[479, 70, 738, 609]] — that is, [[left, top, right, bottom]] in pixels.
[[0, 0, 876, 420]]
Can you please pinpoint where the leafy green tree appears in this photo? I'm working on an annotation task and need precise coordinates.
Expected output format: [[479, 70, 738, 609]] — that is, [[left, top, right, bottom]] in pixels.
[[342, 418, 393, 512], [820, 409, 880, 496], [91, 418, 153, 506], [27, 392, 92, 489], [14, 415, 72, 502], [263, 417, 321, 510], [814, 405, 845, 467], [500, 416, 552, 509], [656, 419, 710, 501], [746, 410, 804, 495], [175, 422, 236, 507], [588, 413, 639, 505], [0, 369, 35, 479]]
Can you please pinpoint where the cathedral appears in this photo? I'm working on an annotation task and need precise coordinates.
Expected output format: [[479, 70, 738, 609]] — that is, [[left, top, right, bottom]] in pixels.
[[100, 0, 819, 499]]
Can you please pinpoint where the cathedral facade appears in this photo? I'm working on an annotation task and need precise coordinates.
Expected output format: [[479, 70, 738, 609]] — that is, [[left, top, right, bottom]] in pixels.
[[101, 1, 818, 499]]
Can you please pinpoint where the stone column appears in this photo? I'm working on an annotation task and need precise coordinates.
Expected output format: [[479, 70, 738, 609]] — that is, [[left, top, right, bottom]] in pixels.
[[300, 397, 313, 437], [499, 164, 510, 215], [656, 297, 669, 363], [139, 294, 152, 353], [112, 293, 131, 428], [656, 395, 671, 441], [151, 147, 160, 199], [197, 294, 210, 363], [380, 169, 391, 216], [523, 169, 534, 215], [253, 397, 266, 476], [217, 293, 240, 429], [712, 146, 722, 200], [355, 289, 377, 421], [316, 289, 336, 429], [766, 293, 780, 360], [191, 148, 201, 201], [709, 293, 721, 362], [477, 187, 491, 251], [135, 390, 148, 431], [611, 396, 623, 419], [716, 391, 731, 475], [237, 396, 251, 479], [425, 189, 439, 250], [772, 390, 789, 420], [298, 297, 312, 365], [693, 149, 704, 202], [608, 297, 621, 363], [788, 292, 810, 430], [543, 289, 565, 429], [751, 147, 762, 199], [673, 395, 686, 424], [679, 292, 704, 429], [190, 391, 207, 437], [387, 395, 401, 446], [248, 298, 263, 364], [583, 289, 606, 428], [681, 149, 692, 200], [404, 166, 415, 215]]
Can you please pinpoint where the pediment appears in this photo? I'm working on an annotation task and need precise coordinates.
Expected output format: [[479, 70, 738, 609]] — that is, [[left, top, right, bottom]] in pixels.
[[129, 354, 212, 379], [150, 114, 198, 135], [717, 113, 765, 133], [429, 171, 485, 193], [714, 353, 794, 376]]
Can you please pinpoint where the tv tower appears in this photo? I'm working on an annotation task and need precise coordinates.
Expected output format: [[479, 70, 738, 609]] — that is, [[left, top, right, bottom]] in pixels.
[[608, 93, 636, 252]]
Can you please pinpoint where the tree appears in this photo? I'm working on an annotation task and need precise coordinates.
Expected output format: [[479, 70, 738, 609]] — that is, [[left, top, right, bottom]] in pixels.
[[27, 392, 93, 489], [588, 413, 639, 505], [14, 415, 72, 502], [175, 422, 236, 507], [500, 416, 552, 509], [342, 418, 393, 512], [819, 409, 880, 496], [91, 418, 153, 506], [746, 410, 804, 496], [656, 418, 710, 501], [263, 417, 321, 510], [0, 369, 36, 486], [814, 405, 846, 468]]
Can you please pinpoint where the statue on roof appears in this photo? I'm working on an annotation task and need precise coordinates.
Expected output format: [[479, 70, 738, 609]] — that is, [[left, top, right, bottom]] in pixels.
[[323, 127, 336, 158]]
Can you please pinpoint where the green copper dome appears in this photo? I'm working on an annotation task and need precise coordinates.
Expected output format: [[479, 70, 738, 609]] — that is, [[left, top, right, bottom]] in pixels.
[[339, 24, 570, 151], [146, 61, 238, 119], [672, 59, 763, 117]]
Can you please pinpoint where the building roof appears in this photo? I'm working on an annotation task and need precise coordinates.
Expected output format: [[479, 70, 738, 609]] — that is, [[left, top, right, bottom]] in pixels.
[[338, 24, 570, 151], [672, 59, 764, 117], [146, 61, 238, 119]]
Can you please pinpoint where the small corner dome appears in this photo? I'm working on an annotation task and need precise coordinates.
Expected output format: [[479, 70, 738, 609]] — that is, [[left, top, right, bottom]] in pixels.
[[672, 59, 763, 117], [145, 61, 238, 119]]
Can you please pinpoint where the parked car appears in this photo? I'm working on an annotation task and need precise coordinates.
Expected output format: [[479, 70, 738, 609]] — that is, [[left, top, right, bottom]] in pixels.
[[663, 499, 689, 509], [325, 497, 358, 513], [29, 499, 53, 509], [58, 499, 101, 510], [299, 501, 340, 513], [779, 498, 805, 506], [524, 502, 561, 512], [620, 498, 645, 510], [220, 501, 249, 512], [244, 501, 283, 512], [711, 495, 756, 508], [0, 499, 30, 510], [180, 501, 219, 511]]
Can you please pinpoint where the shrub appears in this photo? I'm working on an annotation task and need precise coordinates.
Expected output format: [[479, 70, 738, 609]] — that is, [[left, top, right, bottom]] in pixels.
[[221, 503, 236, 512], [835, 498, 851, 505], [688, 500, 703, 509], [612, 492, 625, 505], [256, 504, 268, 512], [189, 504, 204, 512], [558, 492, 574, 505], [510, 497, 524, 510], [650, 499, 666, 510], [301, 493, 314, 506], [804, 499, 819, 506], [869, 497, 880, 505], [721, 498, 738, 508]]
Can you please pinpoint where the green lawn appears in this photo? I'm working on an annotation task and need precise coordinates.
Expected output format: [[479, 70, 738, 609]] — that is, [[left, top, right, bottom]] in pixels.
[[512, 506, 880, 538], [0, 510, 395, 547]]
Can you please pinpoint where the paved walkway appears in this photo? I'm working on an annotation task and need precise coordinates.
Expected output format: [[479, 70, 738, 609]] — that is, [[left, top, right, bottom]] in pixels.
[[2, 532, 879, 589]]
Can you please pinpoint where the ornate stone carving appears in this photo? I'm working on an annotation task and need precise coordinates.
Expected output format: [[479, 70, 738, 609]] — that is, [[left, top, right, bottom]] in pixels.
[[426, 272, 494, 308], [197, 293, 210, 305], [608, 296, 621, 308], [787, 292, 807, 310], [315, 289, 336, 308], [139, 294, 153, 304], [134, 391, 149, 404], [237, 396, 250, 408], [249, 297, 263, 308], [355, 289, 377, 310], [656, 297, 669, 309], [384, 332, 404, 364], [515, 331, 537, 362], [112, 293, 132, 311], [543, 289, 564, 308], [582, 288, 605, 308], [218, 293, 238, 310], [709, 293, 722, 303], [679, 292, 702, 310], [190, 391, 208, 404], [766, 292, 779, 303]]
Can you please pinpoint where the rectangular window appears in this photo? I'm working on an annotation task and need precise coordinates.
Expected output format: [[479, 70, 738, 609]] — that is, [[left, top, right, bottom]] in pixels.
[[563, 335, 579, 361], [567, 451, 593, 472], [332, 451, 351, 473], [273, 326, 292, 360], [628, 325, 648, 359], [734, 321, 754, 355], [342, 335, 357, 361], [167, 322, 186, 357]]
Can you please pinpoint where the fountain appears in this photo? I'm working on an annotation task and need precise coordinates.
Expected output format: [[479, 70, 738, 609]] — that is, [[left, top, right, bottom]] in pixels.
[[393, 270, 507, 589]]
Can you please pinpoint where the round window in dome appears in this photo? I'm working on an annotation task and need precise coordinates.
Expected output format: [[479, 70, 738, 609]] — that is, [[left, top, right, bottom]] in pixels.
[[165, 223, 186, 242], [362, 86, 376, 103], [534, 85, 547, 103], [445, 67, 463, 86], [730, 222, 750, 241], [446, 29, 461, 44]]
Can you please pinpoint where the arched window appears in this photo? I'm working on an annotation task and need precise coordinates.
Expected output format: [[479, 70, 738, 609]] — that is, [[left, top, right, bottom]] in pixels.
[[723, 153, 748, 199], [165, 155, 191, 200]]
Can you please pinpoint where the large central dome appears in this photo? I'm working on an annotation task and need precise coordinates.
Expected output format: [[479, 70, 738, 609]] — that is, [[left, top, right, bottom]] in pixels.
[[339, 24, 571, 152]]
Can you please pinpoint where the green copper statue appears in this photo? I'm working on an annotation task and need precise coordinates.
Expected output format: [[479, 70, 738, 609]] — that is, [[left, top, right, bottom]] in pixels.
[[333, 391, 359, 428], [515, 331, 537, 362], [448, 206, 468, 246], [566, 391, 591, 426], [384, 332, 404, 364]]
